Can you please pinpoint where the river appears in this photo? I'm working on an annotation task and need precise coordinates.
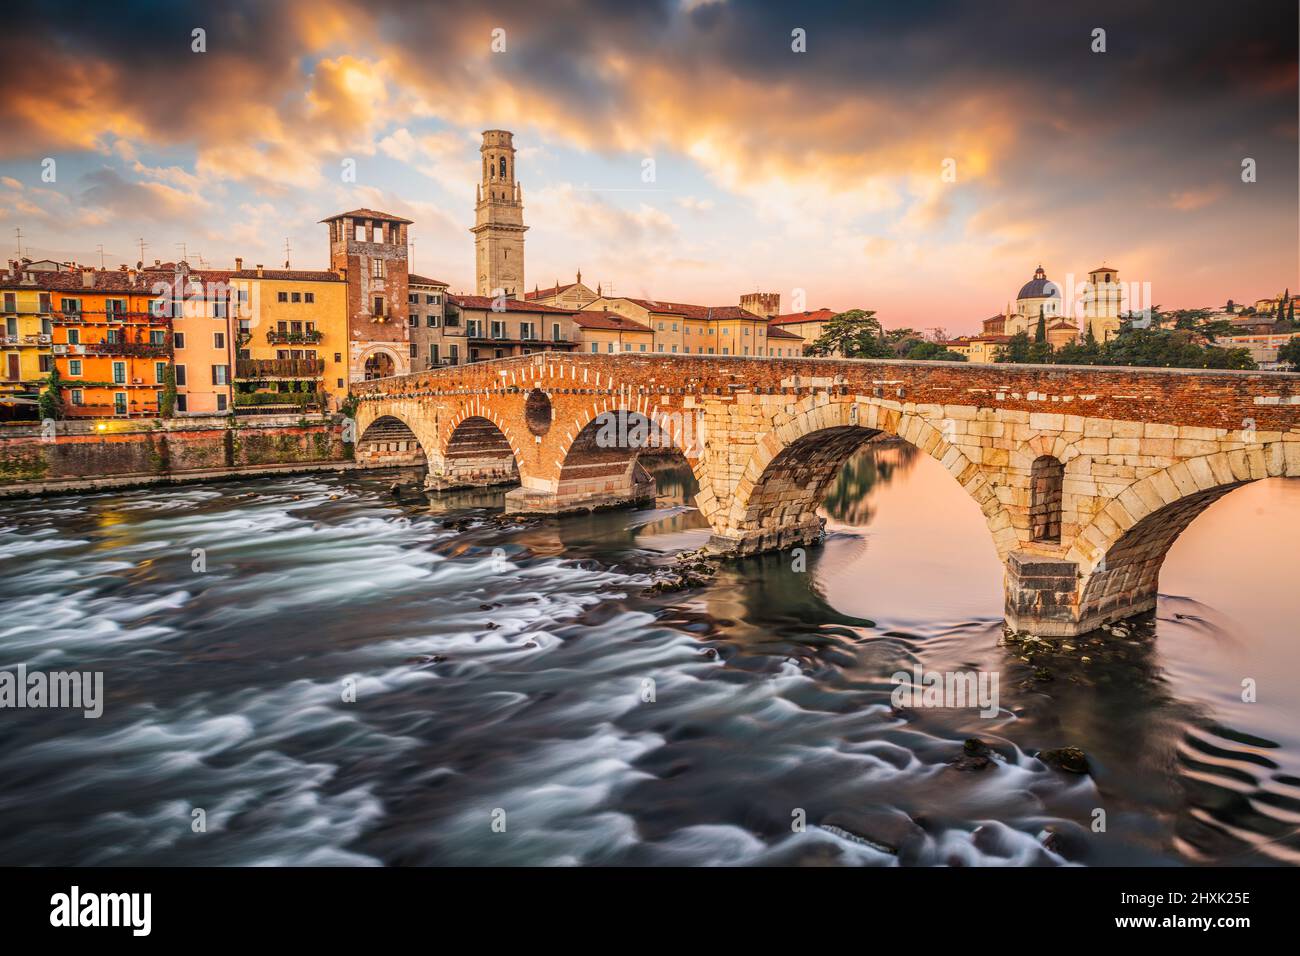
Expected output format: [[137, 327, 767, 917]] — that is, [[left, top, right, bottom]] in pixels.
[[1, 446, 1298, 866]]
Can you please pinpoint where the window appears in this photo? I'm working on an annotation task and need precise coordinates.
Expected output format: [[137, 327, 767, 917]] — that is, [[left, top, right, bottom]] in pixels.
[[2, 293, 14, 312], [112, 361, 126, 384], [155, 362, 167, 383], [305, 292, 314, 303], [69, 359, 82, 376], [639, 343, 646, 352], [337, 378, 344, 388], [425, 294, 439, 305], [427, 315, 438, 328], [355, 224, 365, 241], [409, 343, 418, 358], [591, 343, 599, 353], [334, 353, 342, 363], [607, 342, 615, 353], [408, 314, 418, 327], [150, 330, 165, 345], [448, 345, 459, 363], [1030, 456, 1064, 543], [722, 347, 729, 355], [216, 394, 227, 412], [71, 389, 83, 405], [173, 332, 185, 349], [175, 366, 187, 386], [278, 291, 288, 303], [67, 329, 80, 345], [372, 296, 384, 318], [39, 354, 52, 372], [212, 365, 230, 386], [292, 292, 302, 303], [106, 299, 126, 317], [490, 320, 504, 338], [658, 321, 664, 330], [213, 332, 225, 349], [113, 392, 127, 415], [371, 259, 384, 279], [106, 328, 121, 344], [176, 394, 187, 412], [519, 322, 535, 340], [60, 298, 81, 315]]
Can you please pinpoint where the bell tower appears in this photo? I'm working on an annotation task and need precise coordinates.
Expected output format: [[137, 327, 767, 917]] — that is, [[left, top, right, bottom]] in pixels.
[[471, 130, 527, 299]]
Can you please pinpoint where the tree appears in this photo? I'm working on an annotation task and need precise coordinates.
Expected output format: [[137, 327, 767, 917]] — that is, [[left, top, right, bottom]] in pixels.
[[1278, 337, 1300, 370], [38, 366, 64, 421], [807, 309, 892, 358], [995, 331, 1033, 363], [1035, 306, 1047, 344]]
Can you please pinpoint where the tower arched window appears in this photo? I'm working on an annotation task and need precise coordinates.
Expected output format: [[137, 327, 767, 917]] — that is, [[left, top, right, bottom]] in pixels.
[[499, 157, 507, 180]]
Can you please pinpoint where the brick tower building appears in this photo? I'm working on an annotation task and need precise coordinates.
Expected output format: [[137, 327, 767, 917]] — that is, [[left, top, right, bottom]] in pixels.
[[322, 208, 412, 380]]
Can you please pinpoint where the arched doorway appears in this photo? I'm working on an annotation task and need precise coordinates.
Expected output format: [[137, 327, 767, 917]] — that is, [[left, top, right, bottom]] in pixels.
[[364, 352, 395, 381]]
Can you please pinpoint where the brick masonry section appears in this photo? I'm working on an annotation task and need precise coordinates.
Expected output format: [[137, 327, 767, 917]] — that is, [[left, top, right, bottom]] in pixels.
[[354, 353, 1300, 635]]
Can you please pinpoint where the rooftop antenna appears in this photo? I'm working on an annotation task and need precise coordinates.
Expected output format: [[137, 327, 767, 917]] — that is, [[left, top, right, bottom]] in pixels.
[[176, 241, 188, 263], [96, 244, 105, 269], [137, 238, 148, 267], [283, 237, 292, 269], [13, 226, 23, 259]]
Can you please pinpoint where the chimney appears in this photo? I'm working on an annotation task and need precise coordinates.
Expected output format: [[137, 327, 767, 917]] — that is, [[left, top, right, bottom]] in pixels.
[[235, 257, 243, 271], [256, 264, 264, 277], [82, 270, 94, 289]]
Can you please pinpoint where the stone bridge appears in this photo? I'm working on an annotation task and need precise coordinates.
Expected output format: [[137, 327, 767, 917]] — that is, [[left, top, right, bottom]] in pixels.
[[352, 353, 1300, 637]]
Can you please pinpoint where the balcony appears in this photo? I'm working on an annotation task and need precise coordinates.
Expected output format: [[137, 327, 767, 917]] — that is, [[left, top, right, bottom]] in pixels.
[[235, 358, 325, 379], [266, 329, 324, 345], [84, 340, 170, 357]]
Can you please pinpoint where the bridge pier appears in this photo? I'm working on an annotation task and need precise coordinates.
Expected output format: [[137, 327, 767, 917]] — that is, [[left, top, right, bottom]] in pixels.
[[503, 460, 656, 515], [706, 515, 826, 556]]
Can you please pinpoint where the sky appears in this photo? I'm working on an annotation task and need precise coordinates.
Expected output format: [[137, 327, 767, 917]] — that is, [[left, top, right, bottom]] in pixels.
[[0, 0, 1296, 335]]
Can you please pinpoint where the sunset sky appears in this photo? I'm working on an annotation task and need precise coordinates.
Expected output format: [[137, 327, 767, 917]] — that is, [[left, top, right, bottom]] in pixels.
[[1, 0, 1295, 334]]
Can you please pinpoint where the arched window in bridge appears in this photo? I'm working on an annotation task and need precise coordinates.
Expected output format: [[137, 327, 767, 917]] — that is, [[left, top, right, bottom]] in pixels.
[[1030, 455, 1064, 543]]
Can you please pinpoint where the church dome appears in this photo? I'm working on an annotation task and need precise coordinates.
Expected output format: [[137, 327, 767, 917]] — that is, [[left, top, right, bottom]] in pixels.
[[1017, 265, 1060, 301]]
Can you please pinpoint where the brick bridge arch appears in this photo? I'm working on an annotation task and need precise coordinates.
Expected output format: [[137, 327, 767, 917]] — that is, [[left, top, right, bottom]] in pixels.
[[715, 396, 1013, 556], [354, 353, 1300, 636]]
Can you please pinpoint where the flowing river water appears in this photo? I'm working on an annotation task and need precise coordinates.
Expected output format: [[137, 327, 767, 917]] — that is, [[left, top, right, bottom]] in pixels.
[[1, 446, 1298, 866]]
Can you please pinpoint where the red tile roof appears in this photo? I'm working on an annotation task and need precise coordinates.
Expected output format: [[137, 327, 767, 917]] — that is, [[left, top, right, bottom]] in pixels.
[[770, 308, 837, 326], [573, 311, 652, 333], [447, 293, 578, 314], [617, 297, 762, 321], [766, 324, 804, 340], [408, 273, 449, 287]]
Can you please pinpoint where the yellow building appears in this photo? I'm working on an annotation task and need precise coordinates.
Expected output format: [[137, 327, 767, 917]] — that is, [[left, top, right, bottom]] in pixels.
[[0, 280, 54, 415], [769, 308, 839, 355], [232, 268, 351, 413], [944, 335, 1009, 364], [574, 311, 654, 353], [584, 296, 771, 355]]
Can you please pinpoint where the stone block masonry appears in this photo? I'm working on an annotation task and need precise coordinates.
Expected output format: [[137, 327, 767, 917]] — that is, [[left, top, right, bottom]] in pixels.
[[355, 353, 1300, 637]]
